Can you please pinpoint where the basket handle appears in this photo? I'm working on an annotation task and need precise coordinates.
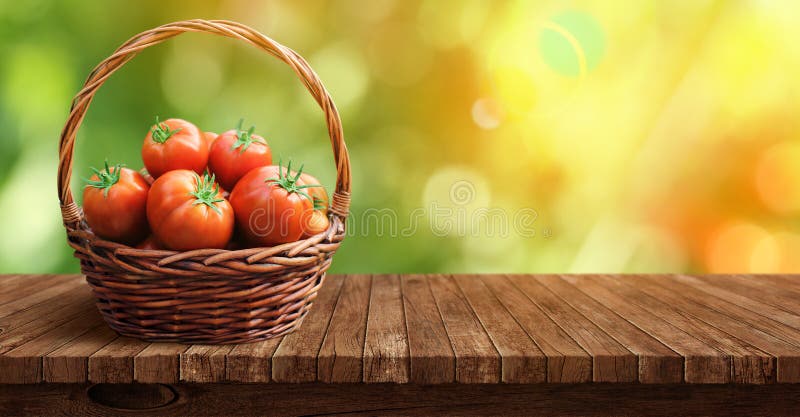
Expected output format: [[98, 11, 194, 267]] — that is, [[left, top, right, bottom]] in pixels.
[[57, 19, 351, 226]]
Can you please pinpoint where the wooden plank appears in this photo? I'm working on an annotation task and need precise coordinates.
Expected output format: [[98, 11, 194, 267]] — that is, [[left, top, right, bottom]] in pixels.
[[400, 274, 455, 384], [0, 284, 94, 347], [134, 343, 188, 383], [428, 275, 500, 383], [754, 275, 800, 295], [590, 275, 776, 383], [363, 274, 410, 383], [42, 324, 117, 383], [226, 337, 284, 383], [453, 274, 546, 383], [271, 275, 344, 382], [0, 274, 51, 303], [0, 274, 28, 297], [536, 276, 683, 383], [646, 276, 800, 347], [88, 336, 150, 383], [673, 275, 800, 330], [632, 276, 800, 383], [4, 383, 800, 417], [480, 274, 591, 382], [700, 275, 800, 317], [0, 275, 82, 315], [508, 275, 638, 382], [318, 274, 370, 383], [181, 345, 235, 383], [0, 308, 104, 383], [563, 275, 730, 384]]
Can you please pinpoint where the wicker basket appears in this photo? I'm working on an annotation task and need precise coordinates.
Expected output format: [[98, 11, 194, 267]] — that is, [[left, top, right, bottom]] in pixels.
[[57, 20, 351, 344]]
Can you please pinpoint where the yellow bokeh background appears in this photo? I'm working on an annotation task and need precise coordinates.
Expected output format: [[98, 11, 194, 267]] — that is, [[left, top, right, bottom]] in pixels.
[[1, 0, 799, 274]]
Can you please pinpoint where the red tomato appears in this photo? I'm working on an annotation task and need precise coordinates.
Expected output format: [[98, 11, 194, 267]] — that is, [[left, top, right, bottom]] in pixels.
[[83, 161, 150, 245], [297, 172, 328, 212], [136, 235, 163, 250], [146, 170, 234, 250], [139, 168, 155, 185], [229, 162, 315, 246], [302, 210, 330, 237], [208, 120, 272, 190], [141, 118, 207, 178], [203, 131, 218, 151]]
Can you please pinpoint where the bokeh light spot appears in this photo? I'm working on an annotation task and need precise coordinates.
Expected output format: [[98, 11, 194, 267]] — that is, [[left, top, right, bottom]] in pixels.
[[755, 141, 800, 214], [490, 65, 538, 115], [471, 98, 503, 130], [311, 42, 369, 109], [539, 11, 605, 77], [706, 222, 778, 273], [423, 167, 491, 237]]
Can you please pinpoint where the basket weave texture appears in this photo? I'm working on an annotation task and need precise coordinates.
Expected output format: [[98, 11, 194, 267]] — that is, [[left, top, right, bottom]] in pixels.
[[57, 20, 351, 344]]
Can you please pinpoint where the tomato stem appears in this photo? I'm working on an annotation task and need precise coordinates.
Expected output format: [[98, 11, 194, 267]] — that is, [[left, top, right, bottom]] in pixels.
[[84, 160, 124, 197], [150, 116, 182, 143], [231, 118, 261, 153], [265, 159, 320, 203], [189, 172, 225, 215]]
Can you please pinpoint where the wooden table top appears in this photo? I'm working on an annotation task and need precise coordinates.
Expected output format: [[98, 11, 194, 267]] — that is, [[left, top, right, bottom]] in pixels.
[[1, 274, 799, 385]]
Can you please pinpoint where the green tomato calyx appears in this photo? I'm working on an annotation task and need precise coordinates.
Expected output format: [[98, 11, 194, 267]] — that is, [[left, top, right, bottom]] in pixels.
[[150, 116, 182, 143], [85, 160, 124, 197], [190, 172, 225, 215], [265, 159, 320, 203], [231, 118, 261, 153]]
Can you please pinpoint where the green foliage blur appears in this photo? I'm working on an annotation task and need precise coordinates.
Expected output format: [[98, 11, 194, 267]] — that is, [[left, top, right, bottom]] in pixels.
[[2, 1, 800, 274]]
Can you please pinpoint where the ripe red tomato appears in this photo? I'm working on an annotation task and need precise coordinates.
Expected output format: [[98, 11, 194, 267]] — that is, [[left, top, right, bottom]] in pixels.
[[298, 172, 329, 212], [141, 118, 208, 178], [136, 235, 163, 250], [229, 162, 315, 246], [146, 170, 234, 250], [203, 131, 218, 151], [83, 161, 150, 245], [139, 168, 155, 185], [208, 120, 272, 190], [302, 210, 330, 237]]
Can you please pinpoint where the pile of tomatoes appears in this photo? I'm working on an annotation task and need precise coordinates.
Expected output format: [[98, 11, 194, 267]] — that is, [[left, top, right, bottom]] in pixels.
[[82, 118, 330, 251]]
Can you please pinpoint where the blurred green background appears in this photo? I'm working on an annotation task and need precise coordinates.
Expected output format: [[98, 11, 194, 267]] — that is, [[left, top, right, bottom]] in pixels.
[[1, 0, 800, 274]]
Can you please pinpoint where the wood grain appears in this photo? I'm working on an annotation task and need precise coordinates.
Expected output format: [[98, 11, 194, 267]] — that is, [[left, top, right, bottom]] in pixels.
[[2, 274, 800, 386], [0, 308, 103, 383], [480, 274, 592, 383], [611, 276, 778, 383], [670, 275, 800, 334], [88, 336, 149, 383], [537, 276, 683, 383], [134, 343, 188, 383], [271, 275, 344, 382], [563, 275, 730, 384], [509, 275, 638, 382], [453, 274, 546, 383], [0, 286, 95, 352], [700, 275, 800, 317], [401, 274, 455, 384], [226, 337, 283, 383], [318, 274, 370, 383], [428, 275, 500, 383], [0, 275, 83, 318], [5, 383, 800, 416], [43, 324, 117, 383], [628, 275, 800, 382], [181, 345, 235, 383], [363, 274, 409, 383]]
